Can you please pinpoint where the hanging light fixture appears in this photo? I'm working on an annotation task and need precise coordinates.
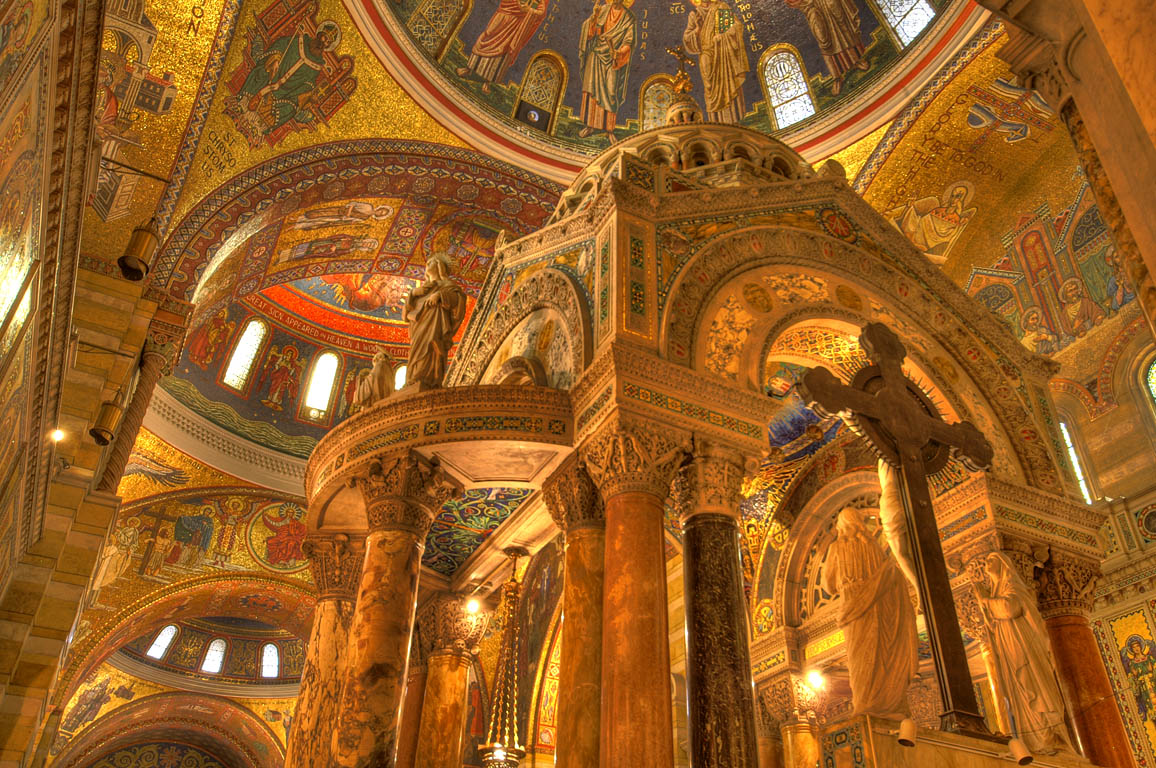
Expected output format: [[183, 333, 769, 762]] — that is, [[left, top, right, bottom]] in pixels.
[[89, 390, 123, 445], [118, 217, 160, 281]]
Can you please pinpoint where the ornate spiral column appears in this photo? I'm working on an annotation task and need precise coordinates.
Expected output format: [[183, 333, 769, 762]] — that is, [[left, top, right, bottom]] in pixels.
[[287, 534, 364, 768], [1036, 552, 1135, 767], [96, 335, 178, 492], [675, 441, 758, 768], [331, 451, 460, 768], [581, 416, 688, 768], [479, 549, 527, 767], [414, 592, 488, 768], [542, 458, 605, 768]]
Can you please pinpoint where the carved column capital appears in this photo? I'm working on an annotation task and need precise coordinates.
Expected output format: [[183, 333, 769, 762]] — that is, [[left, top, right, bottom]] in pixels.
[[580, 414, 690, 499], [417, 592, 489, 658], [350, 450, 462, 536], [674, 440, 745, 522], [303, 533, 365, 601], [1037, 550, 1100, 619], [543, 455, 605, 532]]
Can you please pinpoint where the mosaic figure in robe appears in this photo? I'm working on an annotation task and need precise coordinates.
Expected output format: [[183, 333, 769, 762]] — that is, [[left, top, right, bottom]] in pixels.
[[821, 505, 917, 718], [578, 0, 636, 139], [236, 20, 341, 134], [785, 0, 869, 95], [682, 0, 749, 123], [457, 0, 549, 94]]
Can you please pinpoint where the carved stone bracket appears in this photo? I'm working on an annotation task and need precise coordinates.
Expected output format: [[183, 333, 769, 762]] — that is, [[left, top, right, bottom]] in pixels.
[[416, 592, 489, 657], [580, 414, 690, 499], [543, 455, 605, 532], [674, 439, 746, 521], [303, 533, 366, 601], [350, 450, 462, 536], [1037, 550, 1100, 619]]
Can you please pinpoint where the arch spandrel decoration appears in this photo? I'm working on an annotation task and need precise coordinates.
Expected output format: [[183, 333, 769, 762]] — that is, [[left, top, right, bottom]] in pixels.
[[660, 223, 1066, 493]]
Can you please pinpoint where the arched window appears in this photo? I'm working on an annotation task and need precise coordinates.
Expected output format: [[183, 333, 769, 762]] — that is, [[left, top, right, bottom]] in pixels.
[[146, 625, 178, 659], [394, 364, 408, 391], [875, 0, 935, 46], [639, 74, 676, 131], [759, 46, 816, 130], [1147, 359, 1156, 405], [201, 638, 227, 674], [302, 351, 340, 421], [222, 319, 268, 392], [1059, 421, 1094, 505], [260, 643, 279, 678], [514, 52, 567, 134]]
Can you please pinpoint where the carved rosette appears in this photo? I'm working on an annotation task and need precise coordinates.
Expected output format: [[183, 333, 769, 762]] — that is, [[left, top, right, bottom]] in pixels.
[[543, 456, 605, 532], [351, 450, 462, 537], [417, 592, 489, 658], [580, 415, 689, 499], [303, 534, 366, 601], [674, 440, 745, 522], [1037, 551, 1100, 619]]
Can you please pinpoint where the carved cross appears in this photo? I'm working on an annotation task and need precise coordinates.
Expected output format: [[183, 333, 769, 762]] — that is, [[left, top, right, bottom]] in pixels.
[[798, 323, 994, 736]]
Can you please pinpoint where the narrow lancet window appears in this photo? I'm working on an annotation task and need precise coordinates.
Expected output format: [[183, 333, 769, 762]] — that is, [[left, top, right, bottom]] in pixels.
[[1059, 422, 1094, 505], [761, 48, 816, 130], [201, 638, 227, 674], [875, 0, 935, 46], [222, 320, 267, 392], [303, 351, 340, 419], [146, 625, 178, 659], [260, 643, 279, 678]]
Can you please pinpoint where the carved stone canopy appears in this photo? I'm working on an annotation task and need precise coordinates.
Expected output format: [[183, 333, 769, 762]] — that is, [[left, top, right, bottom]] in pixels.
[[580, 413, 690, 499]]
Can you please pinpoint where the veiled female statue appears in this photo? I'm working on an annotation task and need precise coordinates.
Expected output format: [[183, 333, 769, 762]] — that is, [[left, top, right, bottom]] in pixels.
[[976, 552, 1075, 753], [404, 254, 467, 389], [822, 505, 917, 718]]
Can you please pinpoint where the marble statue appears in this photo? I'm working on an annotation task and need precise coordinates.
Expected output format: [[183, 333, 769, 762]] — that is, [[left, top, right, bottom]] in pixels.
[[822, 505, 917, 718], [351, 350, 395, 413], [976, 551, 1075, 753], [876, 459, 920, 600], [404, 254, 467, 389]]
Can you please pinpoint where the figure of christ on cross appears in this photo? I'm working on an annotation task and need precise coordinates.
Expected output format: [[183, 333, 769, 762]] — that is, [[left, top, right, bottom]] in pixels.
[[798, 322, 993, 736]]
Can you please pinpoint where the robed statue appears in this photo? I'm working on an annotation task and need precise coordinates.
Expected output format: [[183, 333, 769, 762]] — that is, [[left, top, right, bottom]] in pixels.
[[404, 254, 467, 389], [350, 349, 395, 414], [976, 552, 1075, 753], [822, 505, 918, 718]]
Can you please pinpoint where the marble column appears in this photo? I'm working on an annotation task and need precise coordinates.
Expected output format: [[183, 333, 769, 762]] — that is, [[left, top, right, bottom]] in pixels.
[[331, 452, 460, 768], [582, 416, 688, 768], [96, 336, 176, 492], [779, 723, 819, 768], [675, 441, 758, 768], [414, 593, 488, 768], [542, 457, 605, 768], [1037, 553, 1135, 768], [395, 661, 427, 768], [287, 534, 364, 768]]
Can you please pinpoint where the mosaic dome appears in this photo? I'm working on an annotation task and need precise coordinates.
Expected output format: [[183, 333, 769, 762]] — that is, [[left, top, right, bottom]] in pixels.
[[350, 0, 987, 176]]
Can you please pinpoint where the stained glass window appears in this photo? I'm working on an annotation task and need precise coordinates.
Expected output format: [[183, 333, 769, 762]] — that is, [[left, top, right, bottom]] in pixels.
[[201, 638, 227, 674], [1059, 422, 1093, 505], [394, 364, 408, 391], [260, 643, 279, 678], [1147, 360, 1156, 404], [146, 625, 178, 659], [303, 351, 340, 419], [761, 49, 816, 130], [222, 320, 267, 391], [640, 77, 676, 131], [875, 0, 935, 46]]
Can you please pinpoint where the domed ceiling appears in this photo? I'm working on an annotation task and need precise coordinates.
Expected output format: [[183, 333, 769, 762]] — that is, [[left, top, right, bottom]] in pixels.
[[349, 0, 986, 168]]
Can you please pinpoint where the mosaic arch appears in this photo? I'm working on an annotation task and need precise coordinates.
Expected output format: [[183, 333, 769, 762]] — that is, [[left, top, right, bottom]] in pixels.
[[50, 692, 284, 768], [347, 0, 987, 169]]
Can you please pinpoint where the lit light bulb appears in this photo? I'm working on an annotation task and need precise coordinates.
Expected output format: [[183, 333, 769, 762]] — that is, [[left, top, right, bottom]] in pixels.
[[50, 429, 65, 443], [466, 599, 480, 614], [805, 669, 825, 691]]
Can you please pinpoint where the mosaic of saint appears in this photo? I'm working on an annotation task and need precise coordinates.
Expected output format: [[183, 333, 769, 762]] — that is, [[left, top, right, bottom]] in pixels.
[[385, 0, 947, 149]]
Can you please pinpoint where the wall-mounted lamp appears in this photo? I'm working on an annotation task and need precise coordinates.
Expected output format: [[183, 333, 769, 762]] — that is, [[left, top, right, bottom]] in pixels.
[[1008, 738, 1032, 765], [89, 393, 123, 445], [896, 718, 917, 747], [118, 217, 160, 282]]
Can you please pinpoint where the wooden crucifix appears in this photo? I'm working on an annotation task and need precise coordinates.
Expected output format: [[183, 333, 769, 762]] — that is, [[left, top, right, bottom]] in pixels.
[[798, 322, 993, 736]]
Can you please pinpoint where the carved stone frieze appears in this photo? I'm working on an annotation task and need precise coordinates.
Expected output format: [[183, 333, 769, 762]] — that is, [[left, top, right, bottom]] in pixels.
[[1037, 550, 1100, 619], [580, 414, 690, 499], [675, 440, 746, 521], [416, 592, 489, 657], [303, 533, 366, 601], [350, 450, 461, 536], [543, 456, 605, 532]]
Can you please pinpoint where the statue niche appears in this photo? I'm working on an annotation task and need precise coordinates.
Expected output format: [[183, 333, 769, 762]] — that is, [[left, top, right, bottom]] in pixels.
[[404, 253, 468, 390], [822, 505, 918, 719]]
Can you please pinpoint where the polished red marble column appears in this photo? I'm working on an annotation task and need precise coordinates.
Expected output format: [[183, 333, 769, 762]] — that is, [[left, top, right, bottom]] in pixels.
[[1039, 554, 1135, 768], [331, 452, 459, 768], [582, 417, 687, 768], [543, 458, 605, 768], [286, 534, 363, 768]]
